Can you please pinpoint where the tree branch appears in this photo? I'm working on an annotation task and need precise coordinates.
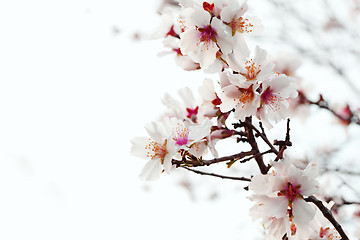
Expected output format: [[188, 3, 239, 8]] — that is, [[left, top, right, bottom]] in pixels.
[[299, 92, 360, 125], [181, 166, 252, 182], [172, 151, 253, 168], [305, 196, 349, 240], [244, 117, 268, 174]]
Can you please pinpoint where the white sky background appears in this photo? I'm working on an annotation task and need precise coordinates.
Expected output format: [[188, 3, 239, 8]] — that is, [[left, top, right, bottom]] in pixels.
[[0, 0, 360, 239], [0, 0, 257, 239]]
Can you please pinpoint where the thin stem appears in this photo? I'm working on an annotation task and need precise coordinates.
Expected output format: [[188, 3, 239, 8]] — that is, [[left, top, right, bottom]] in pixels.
[[172, 151, 253, 167], [181, 167, 251, 182], [239, 149, 273, 164], [300, 92, 360, 125]]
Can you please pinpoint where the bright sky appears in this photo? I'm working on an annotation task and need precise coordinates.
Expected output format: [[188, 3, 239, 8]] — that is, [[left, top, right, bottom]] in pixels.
[[0, 1, 259, 239]]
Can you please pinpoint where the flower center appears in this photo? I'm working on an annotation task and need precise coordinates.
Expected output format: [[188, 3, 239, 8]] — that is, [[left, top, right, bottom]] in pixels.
[[278, 182, 302, 205], [166, 25, 177, 37], [260, 86, 283, 111], [173, 125, 190, 146], [186, 106, 199, 122], [244, 59, 261, 80], [230, 17, 253, 35], [233, 85, 255, 108], [145, 139, 167, 163], [198, 25, 217, 44], [173, 48, 183, 56]]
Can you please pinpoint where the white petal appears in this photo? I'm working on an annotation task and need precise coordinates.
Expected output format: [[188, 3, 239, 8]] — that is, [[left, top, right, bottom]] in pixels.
[[188, 119, 212, 142], [219, 85, 240, 112], [130, 137, 151, 159], [180, 29, 200, 55], [190, 8, 211, 27], [249, 174, 271, 194], [253, 45, 268, 66], [199, 78, 216, 101], [178, 87, 196, 108], [139, 159, 162, 181], [145, 121, 168, 143], [197, 41, 219, 69], [292, 199, 316, 225]]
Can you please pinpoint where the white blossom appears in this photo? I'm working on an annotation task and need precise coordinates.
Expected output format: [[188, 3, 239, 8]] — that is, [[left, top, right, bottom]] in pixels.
[[179, 6, 234, 69], [257, 74, 298, 129], [249, 158, 320, 239], [131, 119, 177, 181]]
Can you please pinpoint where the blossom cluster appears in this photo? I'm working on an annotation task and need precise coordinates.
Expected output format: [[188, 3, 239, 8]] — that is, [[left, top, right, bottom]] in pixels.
[[129, 0, 351, 239], [154, 0, 298, 128]]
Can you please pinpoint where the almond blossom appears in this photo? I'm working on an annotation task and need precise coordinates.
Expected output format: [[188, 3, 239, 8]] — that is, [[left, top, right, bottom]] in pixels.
[[198, 78, 222, 118], [171, 118, 212, 157], [249, 158, 320, 239], [162, 87, 201, 123], [220, 0, 263, 36], [179, 5, 233, 70], [131, 119, 178, 181], [227, 42, 275, 85], [219, 71, 260, 120], [257, 74, 298, 129]]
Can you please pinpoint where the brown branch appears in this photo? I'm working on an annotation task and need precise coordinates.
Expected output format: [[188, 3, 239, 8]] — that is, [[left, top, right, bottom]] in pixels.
[[244, 117, 268, 174], [246, 122, 279, 156], [172, 151, 253, 168], [181, 166, 252, 182], [305, 196, 349, 240], [299, 92, 360, 125], [239, 149, 273, 164]]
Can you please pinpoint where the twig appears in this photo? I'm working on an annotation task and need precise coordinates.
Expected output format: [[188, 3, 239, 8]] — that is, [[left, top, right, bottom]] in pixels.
[[239, 149, 273, 163], [172, 151, 253, 167], [299, 92, 360, 125], [305, 196, 349, 240], [181, 166, 252, 182]]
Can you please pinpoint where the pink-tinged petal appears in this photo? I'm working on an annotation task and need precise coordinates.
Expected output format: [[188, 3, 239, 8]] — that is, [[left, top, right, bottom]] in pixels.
[[145, 121, 170, 143], [204, 59, 224, 74], [190, 8, 211, 27], [188, 119, 212, 142], [252, 195, 288, 219], [211, 18, 233, 54], [131, 137, 152, 159], [304, 161, 319, 180], [233, 34, 250, 60], [139, 159, 162, 181], [253, 45, 268, 66], [178, 87, 196, 109], [227, 72, 247, 87], [256, 62, 275, 82], [180, 29, 200, 54], [162, 151, 175, 173], [233, 100, 257, 121], [219, 71, 231, 88], [196, 41, 218, 69], [199, 78, 216, 101], [264, 217, 287, 240], [188, 141, 208, 157], [219, 3, 237, 23], [219, 85, 241, 112], [292, 199, 316, 225], [226, 53, 243, 73], [249, 174, 271, 194]]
